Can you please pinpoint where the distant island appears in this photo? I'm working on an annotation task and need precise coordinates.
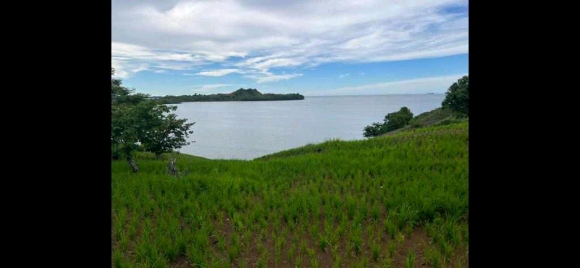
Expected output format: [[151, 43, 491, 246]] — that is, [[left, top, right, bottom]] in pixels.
[[153, 88, 305, 104]]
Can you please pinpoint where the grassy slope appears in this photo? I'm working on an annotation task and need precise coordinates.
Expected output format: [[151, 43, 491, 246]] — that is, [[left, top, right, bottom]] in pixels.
[[112, 121, 468, 268], [379, 107, 465, 137]]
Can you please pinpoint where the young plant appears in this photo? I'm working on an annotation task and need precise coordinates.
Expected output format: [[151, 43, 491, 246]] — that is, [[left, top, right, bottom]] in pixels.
[[288, 243, 296, 260], [371, 242, 381, 262], [388, 242, 396, 258], [333, 254, 341, 268], [426, 247, 441, 268], [295, 253, 303, 268], [405, 251, 415, 268], [310, 258, 319, 268], [318, 235, 329, 252]]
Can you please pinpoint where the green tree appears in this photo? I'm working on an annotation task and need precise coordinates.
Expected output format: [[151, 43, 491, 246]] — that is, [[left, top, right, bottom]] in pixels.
[[363, 122, 387, 138], [111, 70, 147, 171], [383, 107, 413, 132], [111, 68, 195, 171], [136, 101, 195, 159], [442, 75, 469, 117], [111, 100, 142, 171], [363, 107, 414, 138]]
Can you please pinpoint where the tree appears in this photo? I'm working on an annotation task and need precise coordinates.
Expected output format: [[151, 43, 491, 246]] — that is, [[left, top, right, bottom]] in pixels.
[[363, 107, 414, 138], [136, 102, 195, 159], [111, 101, 142, 171], [383, 107, 413, 132], [363, 122, 387, 138], [442, 75, 469, 117], [111, 68, 195, 171]]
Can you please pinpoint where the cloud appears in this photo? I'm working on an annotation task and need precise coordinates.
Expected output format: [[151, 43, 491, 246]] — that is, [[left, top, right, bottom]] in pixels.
[[191, 84, 235, 92], [339, 74, 350, 78], [251, 58, 304, 71], [194, 69, 242, 76], [113, 0, 468, 82], [112, 57, 149, 79], [304, 74, 467, 96], [112, 42, 201, 63], [112, 42, 207, 79], [243, 71, 303, 83]]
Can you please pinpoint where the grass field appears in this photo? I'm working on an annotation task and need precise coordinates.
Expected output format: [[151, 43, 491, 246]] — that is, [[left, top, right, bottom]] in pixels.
[[112, 120, 468, 268]]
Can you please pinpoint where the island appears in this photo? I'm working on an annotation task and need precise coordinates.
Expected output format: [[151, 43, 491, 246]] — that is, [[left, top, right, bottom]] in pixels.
[[152, 88, 305, 104]]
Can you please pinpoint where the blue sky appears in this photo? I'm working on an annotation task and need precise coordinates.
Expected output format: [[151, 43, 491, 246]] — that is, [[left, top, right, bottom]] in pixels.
[[112, 0, 468, 97]]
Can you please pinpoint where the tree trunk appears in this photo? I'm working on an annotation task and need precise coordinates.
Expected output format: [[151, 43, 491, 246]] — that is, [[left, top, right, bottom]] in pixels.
[[126, 156, 139, 173], [167, 157, 177, 176]]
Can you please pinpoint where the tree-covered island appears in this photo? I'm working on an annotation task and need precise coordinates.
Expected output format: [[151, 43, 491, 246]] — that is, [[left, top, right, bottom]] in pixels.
[[153, 88, 305, 104]]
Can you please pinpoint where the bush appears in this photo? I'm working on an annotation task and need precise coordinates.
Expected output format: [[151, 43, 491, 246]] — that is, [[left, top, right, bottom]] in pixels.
[[383, 107, 413, 132], [363, 107, 414, 137]]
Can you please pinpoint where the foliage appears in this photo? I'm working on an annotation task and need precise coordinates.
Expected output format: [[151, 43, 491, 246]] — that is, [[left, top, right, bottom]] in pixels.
[[442, 75, 469, 117], [132, 101, 195, 159], [408, 107, 454, 128], [363, 122, 387, 138], [111, 77, 149, 160], [154, 88, 305, 104], [384, 106, 413, 132], [111, 68, 195, 169], [363, 107, 414, 138], [362, 76, 469, 139]]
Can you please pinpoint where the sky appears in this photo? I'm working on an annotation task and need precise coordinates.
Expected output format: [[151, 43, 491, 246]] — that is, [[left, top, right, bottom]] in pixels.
[[112, 0, 468, 97]]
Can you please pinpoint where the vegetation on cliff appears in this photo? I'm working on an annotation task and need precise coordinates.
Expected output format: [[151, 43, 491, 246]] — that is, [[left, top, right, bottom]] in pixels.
[[363, 75, 469, 138], [155, 88, 305, 104]]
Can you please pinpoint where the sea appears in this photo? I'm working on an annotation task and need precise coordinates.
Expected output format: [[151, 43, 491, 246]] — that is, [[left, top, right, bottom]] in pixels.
[[172, 94, 445, 160]]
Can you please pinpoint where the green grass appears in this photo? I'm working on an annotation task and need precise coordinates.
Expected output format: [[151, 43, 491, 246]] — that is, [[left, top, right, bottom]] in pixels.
[[112, 121, 468, 267], [379, 107, 467, 137]]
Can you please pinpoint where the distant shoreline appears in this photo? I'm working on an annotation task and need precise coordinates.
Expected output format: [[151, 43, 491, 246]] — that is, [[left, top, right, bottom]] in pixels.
[[154, 88, 305, 104]]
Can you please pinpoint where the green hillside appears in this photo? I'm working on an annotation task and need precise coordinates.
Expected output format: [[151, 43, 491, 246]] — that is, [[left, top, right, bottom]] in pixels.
[[112, 121, 468, 267], [154, 88, 305, 104], [379, 107, 466, 137]]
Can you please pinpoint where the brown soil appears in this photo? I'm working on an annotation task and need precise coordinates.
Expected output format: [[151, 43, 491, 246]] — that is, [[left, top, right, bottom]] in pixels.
[[114, 210, 468, 268]]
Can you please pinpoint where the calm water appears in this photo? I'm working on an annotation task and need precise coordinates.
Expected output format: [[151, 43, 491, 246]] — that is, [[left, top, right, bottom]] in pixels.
[[173, 94, 445, 160]]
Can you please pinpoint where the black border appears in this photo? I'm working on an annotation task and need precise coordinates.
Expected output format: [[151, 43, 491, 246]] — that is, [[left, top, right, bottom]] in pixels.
[[72, 0, 112, 264], [468, 0, 527, 266], [24, 1, 113, 265]]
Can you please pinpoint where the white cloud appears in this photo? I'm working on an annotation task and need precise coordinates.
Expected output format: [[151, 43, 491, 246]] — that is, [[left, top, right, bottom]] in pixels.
[[195, 69, 242, 76], [112, 42, 207, 78], [112, 57, 149, 79], [244, 71, 303, 83], [112, 0, 468, 82], [252, 58, 304, 71], [191, 84, 234, 92], [112, 42, 201, 62], [339, 74, 350, 78]]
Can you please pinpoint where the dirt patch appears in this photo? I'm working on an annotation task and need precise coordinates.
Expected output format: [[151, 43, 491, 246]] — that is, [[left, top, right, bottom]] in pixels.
[[391, 227, 430, 267], [169, 256, 191, 268]]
